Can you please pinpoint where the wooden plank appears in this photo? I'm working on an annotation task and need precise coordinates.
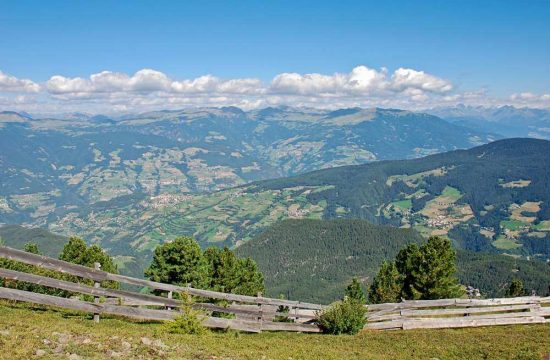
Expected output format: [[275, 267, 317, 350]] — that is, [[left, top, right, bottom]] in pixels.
[[364, 319, 404, 330], [454, 297, 542, 307], [399, 304, 538, 317], [0, 246, 323, 310], [93, 262, 101, 323], [0, 268, 312, 320], [401, 316, 546, 330], [261, 321, 321, 333], [403, 311, 544, 323], [0, 268, 180, 308], [367, 296, 546, 312], [0, 246, 108, 282], [0, 286, 266, 333], [367, 313, 405, 322]]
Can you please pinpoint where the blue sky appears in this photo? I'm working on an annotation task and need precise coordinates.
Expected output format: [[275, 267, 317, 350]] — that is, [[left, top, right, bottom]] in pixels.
[[0, 0, 549, 113]]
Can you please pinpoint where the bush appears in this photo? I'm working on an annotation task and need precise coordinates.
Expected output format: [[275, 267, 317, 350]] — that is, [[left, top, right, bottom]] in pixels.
[[164, 294, 207, 335], [316, 299, 367, 335]]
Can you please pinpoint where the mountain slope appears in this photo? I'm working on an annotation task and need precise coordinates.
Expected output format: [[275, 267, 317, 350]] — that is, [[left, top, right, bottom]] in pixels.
[[0, 225, 68, 258], [236, 219, 425, 303], [0, 107, 496, 226], [252, 138, 550, 258], [236, 219, 550, 303], [46, 138, 550, 271], [428, 105, 550, 139]]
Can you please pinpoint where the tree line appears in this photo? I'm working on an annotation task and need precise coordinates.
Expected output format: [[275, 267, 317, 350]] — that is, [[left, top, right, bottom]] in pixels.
[[0, 236, 264, 298]]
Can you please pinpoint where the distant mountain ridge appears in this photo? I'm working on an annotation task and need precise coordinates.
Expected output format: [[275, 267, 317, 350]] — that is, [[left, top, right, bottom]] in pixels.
[[428, 105, 550, 139], [33, 138, 550, 278], [0, 106, 496, 227]]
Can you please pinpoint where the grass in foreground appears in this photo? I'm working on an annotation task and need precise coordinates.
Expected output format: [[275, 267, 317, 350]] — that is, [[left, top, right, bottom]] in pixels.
[[0, 300, 549, 359]]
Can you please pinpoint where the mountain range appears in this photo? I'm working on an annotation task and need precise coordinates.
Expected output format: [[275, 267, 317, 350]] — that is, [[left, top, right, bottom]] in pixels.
[[1, 106, 548, 278], [0, 106, 495, 226], [428, 105, 550, 139], [16, 138, 547, 276]]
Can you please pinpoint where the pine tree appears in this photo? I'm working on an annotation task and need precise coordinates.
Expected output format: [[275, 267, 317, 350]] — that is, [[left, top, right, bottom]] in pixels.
[[145, 237, 210, 289], [59, 237, 119, 289], [506, 279, 525, 297], [368, 261, 401, 304], [345, 277, 366, 303], [204, 246, 264, 296], [395, 243, 422, 299], [59, 237, 88, 265], [396, 236, 464, 300]]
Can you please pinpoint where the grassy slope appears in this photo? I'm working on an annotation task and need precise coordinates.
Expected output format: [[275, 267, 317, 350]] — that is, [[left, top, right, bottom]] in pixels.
[[0, 301, 548, 360]]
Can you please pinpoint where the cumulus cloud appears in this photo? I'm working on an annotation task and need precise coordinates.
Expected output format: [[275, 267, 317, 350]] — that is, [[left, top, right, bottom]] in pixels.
[[270, 66, 452, 96], [391, 68, 452, 93], [0, 66, 548, 114], [510, 92, 550, 102], [0, 71, 40, 93], [47, 69, 172, 95]]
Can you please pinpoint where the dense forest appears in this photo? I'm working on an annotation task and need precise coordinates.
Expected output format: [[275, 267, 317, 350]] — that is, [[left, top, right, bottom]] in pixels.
[[0, 225, 68, 258], [237, 219, 550, 303], [250, 138, 550, 259]]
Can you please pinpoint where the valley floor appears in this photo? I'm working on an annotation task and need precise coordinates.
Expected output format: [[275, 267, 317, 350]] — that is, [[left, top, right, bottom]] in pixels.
[[0, 300, 548, 359]]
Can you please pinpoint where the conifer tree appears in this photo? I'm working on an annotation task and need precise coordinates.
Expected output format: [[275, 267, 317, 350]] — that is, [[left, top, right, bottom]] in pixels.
[[396, 236, 463, 300], [345, 277, 366, 303], [145, 236, 210, 289], [505, 279, 525, 297], [204, 246, 264, 296], [59, 237, 119, 289], [368, 261, 401, 304]]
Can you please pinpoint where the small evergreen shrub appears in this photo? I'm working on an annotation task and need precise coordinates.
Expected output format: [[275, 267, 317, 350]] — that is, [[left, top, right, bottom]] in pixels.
[[164, 293, 207, 335], [316, 299, 367, 335], [274, 304, 294, 323]]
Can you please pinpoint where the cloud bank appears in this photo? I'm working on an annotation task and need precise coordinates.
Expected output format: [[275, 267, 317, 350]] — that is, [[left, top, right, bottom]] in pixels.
[[0, 66, 548, 115]]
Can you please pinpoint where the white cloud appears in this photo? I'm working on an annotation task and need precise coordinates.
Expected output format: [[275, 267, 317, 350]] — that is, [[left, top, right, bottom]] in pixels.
[[47, 69, 171, 95], [510, 92, 550, 101], [171, 75, 262, 94], [0, 71, 40, 93], [269, 66, 452, 96], [391, 68, 453, 93], [1, 66, 548, 114]]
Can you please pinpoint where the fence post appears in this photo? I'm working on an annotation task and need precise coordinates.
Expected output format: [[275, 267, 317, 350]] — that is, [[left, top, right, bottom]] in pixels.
[[257, 292, 263, 331], [167, 291, 173, 311], [93, 262, 101, 323]]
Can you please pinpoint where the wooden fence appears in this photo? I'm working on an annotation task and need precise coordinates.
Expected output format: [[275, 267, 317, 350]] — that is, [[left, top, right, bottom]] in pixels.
[[0, 246, 322, 333], [0, 245, 549, 333], [365, 297, 550, 330]]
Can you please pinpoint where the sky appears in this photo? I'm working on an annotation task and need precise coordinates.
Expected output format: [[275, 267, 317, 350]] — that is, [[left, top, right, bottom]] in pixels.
[[0, 0, 549, 115]]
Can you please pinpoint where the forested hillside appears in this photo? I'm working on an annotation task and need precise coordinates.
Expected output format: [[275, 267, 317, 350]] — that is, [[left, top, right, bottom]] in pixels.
[[237, 219, 550, 303], [43, 138, 549, 275], [251, 138, 550, 259], [0, 107, 494, 226], [0, 225, 68, 258]]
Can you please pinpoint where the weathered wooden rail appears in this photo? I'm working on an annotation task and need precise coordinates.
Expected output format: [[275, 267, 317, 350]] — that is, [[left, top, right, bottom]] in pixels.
[[1, 245, 549, 332], [0, 246, 322, 333], [365, 296, 550, 330]]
